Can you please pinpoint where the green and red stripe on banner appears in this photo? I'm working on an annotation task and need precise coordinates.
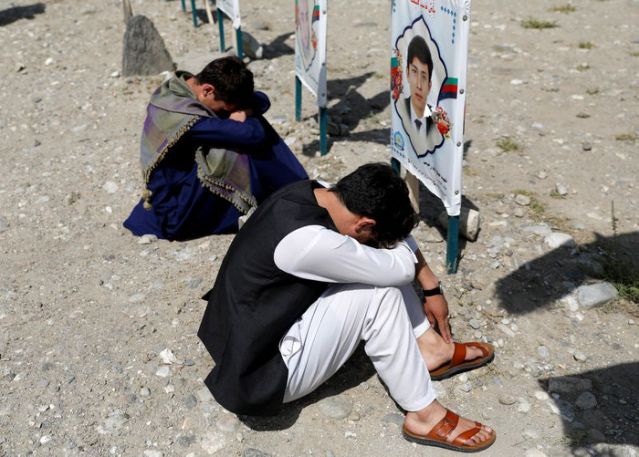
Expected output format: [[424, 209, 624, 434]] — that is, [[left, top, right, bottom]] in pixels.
[[440, 77, 458, 100], [312, 5, 320, 22]]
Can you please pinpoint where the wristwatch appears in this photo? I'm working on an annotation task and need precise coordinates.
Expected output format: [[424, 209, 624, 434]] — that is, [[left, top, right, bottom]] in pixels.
[[423, 282, 444, 297]]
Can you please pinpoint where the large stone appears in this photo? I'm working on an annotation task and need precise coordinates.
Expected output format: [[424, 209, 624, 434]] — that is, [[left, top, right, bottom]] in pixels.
[[544, 232, 575, 249], [241, 31, 264, 59], [576, 282, 618, 308], [122, 15, 174, 76], [437, 207, 481, 241]]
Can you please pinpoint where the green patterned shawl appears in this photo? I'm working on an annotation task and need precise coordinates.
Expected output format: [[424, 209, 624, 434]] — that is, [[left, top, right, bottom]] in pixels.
[[139, 71, 256, 213]]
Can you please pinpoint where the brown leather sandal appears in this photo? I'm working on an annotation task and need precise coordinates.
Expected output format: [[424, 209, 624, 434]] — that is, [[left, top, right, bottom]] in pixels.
[[402, 409, 496, 452], [429, 342, 495, 381]]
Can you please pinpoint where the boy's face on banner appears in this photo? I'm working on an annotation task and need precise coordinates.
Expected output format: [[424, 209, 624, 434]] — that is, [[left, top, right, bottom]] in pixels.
[[407, 57, 432, 118]]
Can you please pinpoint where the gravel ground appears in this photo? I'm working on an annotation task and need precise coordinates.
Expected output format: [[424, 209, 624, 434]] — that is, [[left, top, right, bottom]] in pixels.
[[1, 0, 638, 456]]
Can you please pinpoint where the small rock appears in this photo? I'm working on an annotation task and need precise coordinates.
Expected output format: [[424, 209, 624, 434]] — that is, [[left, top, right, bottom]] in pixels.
[[575, 391, 597, 410], [555, 183, 568, 196], [582, 142, 592, 151], [522, 224, 552, 236], [159, 348, 181, 365], [499, 394, 517, 405], [0, 216, 9, 233], [517, 399, 531, 413], [575, 282, 618, 308], [196, 387, 212, 403], [98, 410, 129, 434], [458, 382, 472, 393], [143, 451, 162, 457], [514, 208, 525, 218], [243, 449, 273, 457], [515, 194, 531, 206], [183, 394, 198, 409], [103, 181, 119, 194], [201, 431, 226, 454], [129, 293, 145, 303], [469, 318, 482, 329], [216, 415, 240, 433], [177, 435, 196, 447], [138, 234, 158, 244], [344, 431, 357, 439], [497, 324, 516, 337], [537, 171, 547, 179], [381, 413, 404, 427], [318, 396, 352, 419], [155, 366, 170, 377], [537, 346, 550, 360], [544, 232, 575, 249], [139, 387, 151, 397], [573, 351, 588, 362], [40, 435, 52, 445]]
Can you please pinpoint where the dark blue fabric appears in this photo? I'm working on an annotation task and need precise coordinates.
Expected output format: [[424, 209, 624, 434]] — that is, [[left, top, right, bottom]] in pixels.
[[123, 93, 307, 241]]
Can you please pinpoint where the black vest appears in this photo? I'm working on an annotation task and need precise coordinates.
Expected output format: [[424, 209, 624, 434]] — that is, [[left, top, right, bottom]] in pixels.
[[198, 180, 336, 415]]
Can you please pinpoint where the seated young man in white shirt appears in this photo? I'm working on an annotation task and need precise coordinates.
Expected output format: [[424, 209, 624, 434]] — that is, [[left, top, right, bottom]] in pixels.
[[199, 163, 496, 452]]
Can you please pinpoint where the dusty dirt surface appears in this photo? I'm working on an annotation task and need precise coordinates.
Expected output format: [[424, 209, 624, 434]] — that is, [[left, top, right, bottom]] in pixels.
[[1, 0, 638, 456]]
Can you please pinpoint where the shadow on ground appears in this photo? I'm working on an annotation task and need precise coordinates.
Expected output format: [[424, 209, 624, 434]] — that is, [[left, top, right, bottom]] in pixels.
[[539, 362, 639, 451], [0, 3, 45, 27], [263, 32, 295, 59], [495, 231, 639, 315], [239, 344, 375, 431], [302, 72, 390, 156]]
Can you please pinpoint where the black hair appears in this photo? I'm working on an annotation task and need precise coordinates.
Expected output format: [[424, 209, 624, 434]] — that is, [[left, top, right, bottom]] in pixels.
[[196, 56, 254, 107], [330, 163, 418, 247], [406, 35, 433, 80]]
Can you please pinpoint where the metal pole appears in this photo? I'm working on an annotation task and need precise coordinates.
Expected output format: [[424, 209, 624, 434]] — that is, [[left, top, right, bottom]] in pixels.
[[217, 9, 225, 51], [390, 158, 401, 175], [180, 0, 186, 12], [446, 215, 460, 273], [319, 107, 328, 156], [190, 0, 198, 27], [295, 76, 302, 122], [235, 27, 244, 59]]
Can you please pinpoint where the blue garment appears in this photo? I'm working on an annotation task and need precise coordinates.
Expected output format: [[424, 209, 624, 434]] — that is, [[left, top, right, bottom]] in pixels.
[[123, 93, 307, 241]]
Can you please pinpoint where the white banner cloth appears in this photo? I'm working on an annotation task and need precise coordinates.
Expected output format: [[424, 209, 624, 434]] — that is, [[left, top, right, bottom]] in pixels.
[[218, 0, 241, 29], [295, 0, 328, 107], [390, 0, 471, 216]]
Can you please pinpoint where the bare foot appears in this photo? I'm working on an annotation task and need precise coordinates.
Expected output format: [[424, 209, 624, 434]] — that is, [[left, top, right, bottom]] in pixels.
[[417, 328, 486, 370], [404, 400, 495, 449]]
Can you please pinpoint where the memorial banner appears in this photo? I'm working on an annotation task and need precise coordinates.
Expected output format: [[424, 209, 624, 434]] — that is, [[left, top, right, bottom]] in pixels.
[[390, 0, 471, 216], [295, 0, 328, 107], [218, 0, 241, 29]]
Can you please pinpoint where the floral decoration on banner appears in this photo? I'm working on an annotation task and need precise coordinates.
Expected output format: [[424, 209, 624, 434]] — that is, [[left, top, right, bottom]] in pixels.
[[391, 48, 403, 101], [431, 106, 451, 138]]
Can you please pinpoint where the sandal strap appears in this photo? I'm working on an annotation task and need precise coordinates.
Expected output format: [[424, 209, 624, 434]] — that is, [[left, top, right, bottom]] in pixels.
[[465, 342, 489, 357], [451, 342, 467, 367], [427, 409, 460, 441], [452, 423, 484, 446]]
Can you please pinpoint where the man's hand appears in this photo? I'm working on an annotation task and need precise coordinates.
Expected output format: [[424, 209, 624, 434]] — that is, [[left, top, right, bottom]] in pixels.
[[229, 110, 248, 122], [424, 294, 452, 343]]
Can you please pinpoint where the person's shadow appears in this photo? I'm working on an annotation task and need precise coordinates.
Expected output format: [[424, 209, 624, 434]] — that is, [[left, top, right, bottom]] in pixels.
[[539, 362, 639, 451], [239, 344, 375, 430], [495, 231, 639, 315], [0, 3, 45, 27]]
